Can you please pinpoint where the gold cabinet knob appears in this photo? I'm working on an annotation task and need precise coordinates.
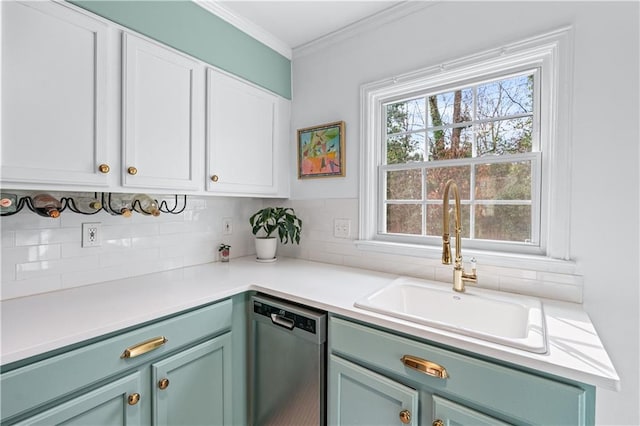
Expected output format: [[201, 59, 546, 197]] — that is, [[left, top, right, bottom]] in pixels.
[[432, 420, 444, 426], [399, 409, 411, 424], [127, 393, 140, 406], [211, 174, 219, 182], [158, 378, 170, 390], [98, 164, 110, 174], [127, 166, 138, 175]]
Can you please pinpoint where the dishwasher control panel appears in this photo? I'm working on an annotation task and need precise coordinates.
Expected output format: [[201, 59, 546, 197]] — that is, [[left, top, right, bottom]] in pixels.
[[253, 300, 318, 334]]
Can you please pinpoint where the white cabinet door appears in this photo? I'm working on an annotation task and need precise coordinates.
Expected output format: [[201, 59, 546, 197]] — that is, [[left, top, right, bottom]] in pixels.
[[1, 1, 110, 187], [122, 33, 203, 191], [206, 68, 282, 196]]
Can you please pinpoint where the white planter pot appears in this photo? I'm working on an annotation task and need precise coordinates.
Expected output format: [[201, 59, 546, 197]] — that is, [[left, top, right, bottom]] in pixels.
[[255, 237, 277, 260]]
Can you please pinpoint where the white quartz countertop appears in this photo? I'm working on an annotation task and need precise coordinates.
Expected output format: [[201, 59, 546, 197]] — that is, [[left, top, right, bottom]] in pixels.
[[0, 256, 620, 391]]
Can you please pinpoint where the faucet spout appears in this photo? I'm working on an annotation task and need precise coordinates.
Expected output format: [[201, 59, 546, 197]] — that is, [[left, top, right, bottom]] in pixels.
[[442, 179, 477, 292]]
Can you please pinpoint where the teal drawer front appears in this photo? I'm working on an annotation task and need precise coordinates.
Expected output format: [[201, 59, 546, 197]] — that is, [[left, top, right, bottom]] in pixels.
[[1, 299, 232, 422], [330, 317, 589, 425]]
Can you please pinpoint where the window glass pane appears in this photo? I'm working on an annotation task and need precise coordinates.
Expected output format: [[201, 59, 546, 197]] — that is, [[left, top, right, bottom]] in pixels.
[[475, 161, 531, 200], [477, 74, 533, 120], [475, 205, 531, 242], [387, 170, 422, 200], [427, 88, 473, 127], [386, 99, 426, 134], [426, 204, 471, 238], [476, 117, 532, 155], [386, 204, 422, 234], [425, 166, 471, 199], [386, 133, 425, 164], [427, 127, 473, 160]]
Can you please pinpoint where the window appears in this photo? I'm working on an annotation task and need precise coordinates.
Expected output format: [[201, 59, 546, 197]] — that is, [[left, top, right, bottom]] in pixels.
[[383, 72, 540, 248], [359, 28, 574, 267]]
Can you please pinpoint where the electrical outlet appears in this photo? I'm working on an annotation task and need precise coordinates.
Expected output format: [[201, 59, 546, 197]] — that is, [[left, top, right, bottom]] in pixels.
[[222, 217, 233, 235], [82, 222, 101, 248], [334, 219, 351, 239]]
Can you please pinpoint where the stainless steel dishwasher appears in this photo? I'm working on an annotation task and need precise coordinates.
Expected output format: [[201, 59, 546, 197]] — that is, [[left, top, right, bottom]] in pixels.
[[250, 294, 327, 426]]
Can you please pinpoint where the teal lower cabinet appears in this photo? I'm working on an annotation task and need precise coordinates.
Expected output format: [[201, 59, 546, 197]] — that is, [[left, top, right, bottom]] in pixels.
[[151, 334, 232, 426], [1, 299, 235, 426], [14, 373, 142, 426], [329, 354, 419, 426], [328, 316, 595, 426]]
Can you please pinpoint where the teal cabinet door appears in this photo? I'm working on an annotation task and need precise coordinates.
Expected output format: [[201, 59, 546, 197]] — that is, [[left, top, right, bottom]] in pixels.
[[14, 372, 142, 425], [432, 395, 511, 426], [151, 333, 232, 426], [329, 354, 419, 426]]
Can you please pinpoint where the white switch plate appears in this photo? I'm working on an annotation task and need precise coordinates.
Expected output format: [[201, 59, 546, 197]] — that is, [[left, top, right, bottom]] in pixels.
[[82, 222, 101, 248], [334, 219, 351, 239], [222, 217, 233, 235]]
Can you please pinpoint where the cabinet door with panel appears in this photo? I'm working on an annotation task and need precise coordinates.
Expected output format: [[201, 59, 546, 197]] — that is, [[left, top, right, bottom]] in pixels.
[[432, 395, 511, 426], [14, 372, 142, 426], [1, 1, 111, 187], [329, 354, 419, 426], [122, 33, 203, 191], [151, 333, 232, 426], [206, 68, 282, 196]]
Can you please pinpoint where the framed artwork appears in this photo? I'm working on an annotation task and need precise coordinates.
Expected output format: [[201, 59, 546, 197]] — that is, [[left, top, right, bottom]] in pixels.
[[297, 121, 345, 179]]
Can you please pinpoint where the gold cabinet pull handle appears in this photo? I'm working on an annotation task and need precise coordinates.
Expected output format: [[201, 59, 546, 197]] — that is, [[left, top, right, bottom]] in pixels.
[[399, 409, 411, 424], [127, 393, 140, 406], [401, 355, 449, 379], [158, 378, 170, 390], [211, 174, 219, 182], [127, 166, 138, 175], [432, 420, 444, 426], [98, 164, 110, 174], [121, 336, 168, 359]]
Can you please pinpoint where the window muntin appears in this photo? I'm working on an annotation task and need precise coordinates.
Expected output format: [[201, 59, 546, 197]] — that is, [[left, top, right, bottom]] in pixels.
[[380, 71, 539, 247]]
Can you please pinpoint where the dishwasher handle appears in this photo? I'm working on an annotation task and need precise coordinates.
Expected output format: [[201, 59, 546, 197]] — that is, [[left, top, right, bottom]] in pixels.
[[271, 313, 295, 330]]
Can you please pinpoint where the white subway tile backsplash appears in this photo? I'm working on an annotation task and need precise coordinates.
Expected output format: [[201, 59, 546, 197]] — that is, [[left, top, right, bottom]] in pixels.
[[15, 227, 79, 246], [1, 231, 15, 248], [1, 195, 584, 303], [2, 244, 62, 264], [1, 275, 63, 300], [1, 195, 262, 300], [17, 256, 101, 281]]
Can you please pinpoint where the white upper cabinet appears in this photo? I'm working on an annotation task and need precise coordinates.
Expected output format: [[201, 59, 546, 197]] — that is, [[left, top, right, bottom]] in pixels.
[[206, 68, 289, 196], [1, 1, 110, 187], [122, 33, 204, 192], [1, 1, 290, 197]]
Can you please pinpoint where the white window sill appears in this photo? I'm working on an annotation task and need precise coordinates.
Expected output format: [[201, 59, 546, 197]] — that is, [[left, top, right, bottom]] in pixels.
[[354, 239, 578, 275]]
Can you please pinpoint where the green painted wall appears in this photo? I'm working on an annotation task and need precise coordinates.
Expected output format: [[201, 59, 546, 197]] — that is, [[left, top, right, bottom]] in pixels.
[[69, 0, 291, 99]]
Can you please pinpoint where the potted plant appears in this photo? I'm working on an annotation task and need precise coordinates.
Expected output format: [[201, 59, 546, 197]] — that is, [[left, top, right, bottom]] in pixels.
[[218, 243, 230, 262], [249, 207, 302, 261]]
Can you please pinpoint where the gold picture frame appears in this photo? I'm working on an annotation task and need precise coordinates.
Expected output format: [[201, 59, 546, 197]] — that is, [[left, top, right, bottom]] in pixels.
[[297, 121, 345, 179]]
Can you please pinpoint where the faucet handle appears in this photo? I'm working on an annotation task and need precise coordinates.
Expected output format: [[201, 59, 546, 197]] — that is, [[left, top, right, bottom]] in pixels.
[[462, 257, 478, 285], [469, 257, 477, 272]]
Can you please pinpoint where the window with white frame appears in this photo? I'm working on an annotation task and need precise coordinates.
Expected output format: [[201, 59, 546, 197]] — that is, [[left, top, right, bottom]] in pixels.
[[359, 28, 573, 264]]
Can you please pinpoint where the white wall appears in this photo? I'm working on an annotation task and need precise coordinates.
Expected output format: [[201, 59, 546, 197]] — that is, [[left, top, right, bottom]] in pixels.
[[289, 1, 639, 424], [1, 194, 261, 300]]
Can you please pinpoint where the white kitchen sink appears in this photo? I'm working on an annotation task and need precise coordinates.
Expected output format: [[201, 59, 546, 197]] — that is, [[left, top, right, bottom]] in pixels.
[[355, 277, 547, 353]]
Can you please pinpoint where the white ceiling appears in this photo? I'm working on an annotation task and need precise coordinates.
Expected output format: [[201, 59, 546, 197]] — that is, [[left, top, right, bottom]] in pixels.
[[209, 1, 405, 55]]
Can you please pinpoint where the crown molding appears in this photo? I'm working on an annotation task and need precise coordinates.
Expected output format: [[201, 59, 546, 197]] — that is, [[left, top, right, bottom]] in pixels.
[[194, 0, 293, 60], [293, 1, 438, 59]]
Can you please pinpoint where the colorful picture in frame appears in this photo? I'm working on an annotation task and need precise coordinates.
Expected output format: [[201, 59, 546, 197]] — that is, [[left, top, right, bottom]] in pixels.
[[298, 121, 345, 179]]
